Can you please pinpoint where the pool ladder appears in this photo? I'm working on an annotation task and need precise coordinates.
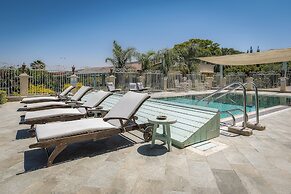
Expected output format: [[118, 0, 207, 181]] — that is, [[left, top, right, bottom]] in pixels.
[[196, 82, 265, 135]]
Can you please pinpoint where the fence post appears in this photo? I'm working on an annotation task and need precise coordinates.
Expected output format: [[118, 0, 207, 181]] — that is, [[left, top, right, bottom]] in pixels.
[[19, 73, 29, 96], [163, 76, 168, 91], [246, 77, 254, 91]]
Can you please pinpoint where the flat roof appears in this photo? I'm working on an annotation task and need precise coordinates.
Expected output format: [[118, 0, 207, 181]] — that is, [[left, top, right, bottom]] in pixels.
[[198, 48, 291, 66]]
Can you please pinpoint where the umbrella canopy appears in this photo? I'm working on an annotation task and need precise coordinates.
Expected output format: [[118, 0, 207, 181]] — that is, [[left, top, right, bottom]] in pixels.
[[198, 48, 291, 66]]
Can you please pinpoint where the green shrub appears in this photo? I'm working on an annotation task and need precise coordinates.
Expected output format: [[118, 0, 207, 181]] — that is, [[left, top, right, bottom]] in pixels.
[[0, 90, 7, 104], [28, 84, 55, 95]]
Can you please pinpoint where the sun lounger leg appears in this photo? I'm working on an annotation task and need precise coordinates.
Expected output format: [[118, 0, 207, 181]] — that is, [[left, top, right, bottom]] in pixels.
[[47, 143, 67, 167]]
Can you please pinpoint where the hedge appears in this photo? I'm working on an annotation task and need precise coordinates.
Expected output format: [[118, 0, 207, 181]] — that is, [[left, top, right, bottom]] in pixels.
[[0, 90, 7, 104]]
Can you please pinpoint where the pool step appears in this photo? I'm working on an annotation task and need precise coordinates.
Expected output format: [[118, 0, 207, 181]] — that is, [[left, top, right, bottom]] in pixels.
[[101, 94, 221, 148]]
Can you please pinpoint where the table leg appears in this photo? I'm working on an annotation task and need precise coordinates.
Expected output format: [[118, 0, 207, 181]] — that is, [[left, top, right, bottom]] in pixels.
[[166, 124, 172, 151], [151, 124, 158, 148]]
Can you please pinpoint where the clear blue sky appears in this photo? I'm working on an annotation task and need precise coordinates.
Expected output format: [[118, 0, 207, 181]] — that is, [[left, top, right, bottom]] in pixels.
[[0, 0, 290, 69]]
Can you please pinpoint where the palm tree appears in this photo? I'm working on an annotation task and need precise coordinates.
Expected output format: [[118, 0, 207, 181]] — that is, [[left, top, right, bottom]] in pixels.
[[105, 41, 135, 69], [30, 60, 46, 70], [154, 49, 177, 75], [135, 51, 156, 71]]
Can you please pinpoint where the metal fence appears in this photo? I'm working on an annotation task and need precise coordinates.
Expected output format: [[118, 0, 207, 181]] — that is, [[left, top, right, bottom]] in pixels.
[[226, 72, 246, 85], [28, 70, 71, 95], [0, 68, 20, 95], [1, 66, 288, 96], [250, 72, 280, 88]]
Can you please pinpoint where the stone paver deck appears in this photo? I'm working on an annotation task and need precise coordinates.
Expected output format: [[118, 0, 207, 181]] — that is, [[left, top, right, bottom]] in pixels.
[[0, 102, 291, 193]]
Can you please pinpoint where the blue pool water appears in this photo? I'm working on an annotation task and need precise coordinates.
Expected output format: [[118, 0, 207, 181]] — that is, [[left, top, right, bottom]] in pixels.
[[159, 94, 291, 118]]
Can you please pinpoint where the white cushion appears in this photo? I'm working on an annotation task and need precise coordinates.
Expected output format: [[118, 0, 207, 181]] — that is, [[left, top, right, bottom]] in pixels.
[[25, 108, 84, 121], [21, 96, 59, 103], [26, 101, 68, 109], [36, 118, 117, 140]]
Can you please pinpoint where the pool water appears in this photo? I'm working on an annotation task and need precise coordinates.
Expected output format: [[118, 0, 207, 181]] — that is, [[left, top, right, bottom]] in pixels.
[[159, 93, 291, 118]]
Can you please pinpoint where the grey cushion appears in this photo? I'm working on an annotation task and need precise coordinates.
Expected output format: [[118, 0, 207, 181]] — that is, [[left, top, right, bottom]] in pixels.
[[36, 118, 117, 140], [25, 108, 84, 121], [104, 91, 149, 127]]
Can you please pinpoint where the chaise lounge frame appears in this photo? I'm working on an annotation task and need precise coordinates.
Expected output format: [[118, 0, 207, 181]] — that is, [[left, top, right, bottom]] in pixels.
[[29, 95, 150, 167]]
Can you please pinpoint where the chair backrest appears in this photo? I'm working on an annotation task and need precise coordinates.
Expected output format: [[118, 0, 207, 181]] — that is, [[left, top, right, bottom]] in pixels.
[[59, 85, 75, 97], [82, 90, 112, 108], [71, 86, 93, 101], [137, 82, 144, 90], [106, 82, 115, 92], [129, 83, 138, 91], [104, 91, 150, 128]]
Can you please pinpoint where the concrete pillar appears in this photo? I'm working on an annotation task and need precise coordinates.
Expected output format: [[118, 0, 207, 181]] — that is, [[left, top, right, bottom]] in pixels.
[[106, 75, 116, 85], [163, 76, 168, 91], [280, 77, 287, 92], [246, 77, 254, 91], [137, 75, 145, 84], [19, 73, 29, 96], [70, 74, 78, 87], [205, 77, 214, 89]]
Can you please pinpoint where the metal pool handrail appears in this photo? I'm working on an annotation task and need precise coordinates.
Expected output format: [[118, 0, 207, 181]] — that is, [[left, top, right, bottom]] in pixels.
[[220, 82, 259, 125], [195, 82, 243, 104], [196, 82, 248, 128]]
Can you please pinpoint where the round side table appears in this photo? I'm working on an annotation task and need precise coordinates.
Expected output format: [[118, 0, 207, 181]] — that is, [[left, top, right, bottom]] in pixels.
[[148, 117, 177, 151]]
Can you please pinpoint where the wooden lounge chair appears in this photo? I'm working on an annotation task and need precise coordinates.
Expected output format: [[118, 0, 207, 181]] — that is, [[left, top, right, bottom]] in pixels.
[[21, 91, 113, 126], [29, 91, 150, 167], [21, 85, 75, 103], [106, 82, 121, 92], [19, 86, 93, 111]]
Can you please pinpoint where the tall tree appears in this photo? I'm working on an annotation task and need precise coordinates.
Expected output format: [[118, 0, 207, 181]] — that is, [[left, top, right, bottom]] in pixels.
[[105, 41, 135, 69], [155, 49, 177, 75], [173, 39, 221, 74], [135, 51, 156, 71], [30, 60, 46, 70]]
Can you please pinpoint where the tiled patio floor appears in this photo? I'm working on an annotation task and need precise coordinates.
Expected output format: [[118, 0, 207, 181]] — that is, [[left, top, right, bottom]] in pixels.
[[0, 102, 291, 193]]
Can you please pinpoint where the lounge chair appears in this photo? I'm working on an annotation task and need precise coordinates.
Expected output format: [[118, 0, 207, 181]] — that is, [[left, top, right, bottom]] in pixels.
[[29, 91, 150, 167], [106, 82, 121, 92], [19, 86, 93, 111], [21, 85, 75, 103], [137, 82, 149, 91], [21, 91, 112, 126], [129, 83, 138, 91], [19, 91, 93, 112]]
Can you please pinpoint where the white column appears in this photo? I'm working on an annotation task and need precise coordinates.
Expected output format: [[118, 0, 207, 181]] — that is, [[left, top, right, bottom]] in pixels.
[[163, 76, 168, 91], [19, 73, 29, 96]]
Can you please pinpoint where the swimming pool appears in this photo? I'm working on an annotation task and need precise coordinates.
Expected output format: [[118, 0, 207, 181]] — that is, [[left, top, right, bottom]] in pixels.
[[159, 93, 291, 118]]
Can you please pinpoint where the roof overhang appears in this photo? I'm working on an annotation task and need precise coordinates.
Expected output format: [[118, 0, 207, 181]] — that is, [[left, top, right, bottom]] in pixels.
[[198, 48, 291, 66]]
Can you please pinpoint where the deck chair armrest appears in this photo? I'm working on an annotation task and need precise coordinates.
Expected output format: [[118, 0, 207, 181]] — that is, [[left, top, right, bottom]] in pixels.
[[86, 106, 103, 110], [103, 117, 130, 122], [66, 100, 84, 107]]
